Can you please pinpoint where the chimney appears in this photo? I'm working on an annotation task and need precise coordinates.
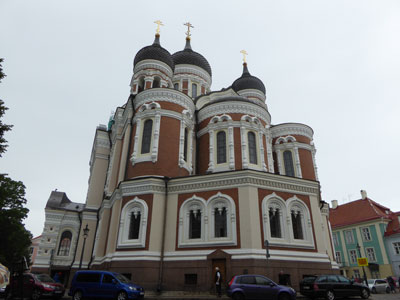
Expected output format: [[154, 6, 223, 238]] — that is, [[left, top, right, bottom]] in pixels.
[[331, 200, 338, 209], [360, 190, 367, 200]]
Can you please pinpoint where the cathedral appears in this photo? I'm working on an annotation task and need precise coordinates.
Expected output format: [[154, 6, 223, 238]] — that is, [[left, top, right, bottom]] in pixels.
[[32, 22, 338, 292]]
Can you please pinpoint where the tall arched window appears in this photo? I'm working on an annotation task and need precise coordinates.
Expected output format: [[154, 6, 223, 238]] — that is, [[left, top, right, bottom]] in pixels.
[[153, 77, 160, 88], [141, 119, 153, 154], [216, 131, 226, 164], [189, 209, 201, 239], [183, 128, 188, 162], [57, 231, 72, 256], [174, 83, 179, 90], [192, 83, 197, 98], [138, 77, 145, 92], [291, 209, 304, 240], [283, 150, 295, 177], [129, 209, 141, 240], [269, 207, 282, 238], [248, 132, 257, 164], [214, 207, 227, 238]]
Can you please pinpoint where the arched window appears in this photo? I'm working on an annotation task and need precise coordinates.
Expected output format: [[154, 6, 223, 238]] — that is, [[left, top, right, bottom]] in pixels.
[[57, 231, 72, 256], [183, 128, 188, 162], [192, 83, 197, 98], [269, 207, 282, 238], [291, 209, 304, 240], [189, 209, 201, 239], [153, 77, 160, 88], [248, 132, 257, 164], [214, 207, 227, 238], [141, 119, 153, 154], [128, 209, 141, 240], [216, 131, 226, 164], [283, 150, 295, 177], [138, 77, 145, 92]]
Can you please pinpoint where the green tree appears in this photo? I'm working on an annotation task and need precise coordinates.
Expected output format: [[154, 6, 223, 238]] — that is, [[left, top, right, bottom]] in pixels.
[[0, 58, 32, 269]]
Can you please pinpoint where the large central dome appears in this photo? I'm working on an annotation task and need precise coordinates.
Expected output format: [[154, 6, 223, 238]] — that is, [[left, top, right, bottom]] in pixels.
[[172, 38, 212, 76], [134, 34, 175, 71]]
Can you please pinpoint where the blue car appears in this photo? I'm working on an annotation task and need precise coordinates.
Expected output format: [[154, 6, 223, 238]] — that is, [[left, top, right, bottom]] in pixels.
[[227, 274, 296, 300], [68, 270, 144, 300]]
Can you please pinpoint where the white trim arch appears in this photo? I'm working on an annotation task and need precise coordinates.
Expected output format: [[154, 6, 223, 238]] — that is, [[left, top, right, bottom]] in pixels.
[[178, 193, 237, 248], [262, 193, 287, 245], [178, 109, 194, 173], [287, 196, 314, 248], [117, 197, 148, 248]]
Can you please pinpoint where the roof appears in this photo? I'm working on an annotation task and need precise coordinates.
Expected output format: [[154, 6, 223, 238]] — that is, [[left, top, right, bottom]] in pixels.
[[45, 191, 84, 211], [231, 63, 266, 94], [384, 211, 400, 237], [330, 198, 392, 228]]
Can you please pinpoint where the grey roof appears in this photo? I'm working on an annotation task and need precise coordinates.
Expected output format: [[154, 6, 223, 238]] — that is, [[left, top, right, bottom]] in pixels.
[[134, 34, 175, 71], [231, 63, 266, 94], [45, 191, 84, 212], [172, 38, 212, 76]]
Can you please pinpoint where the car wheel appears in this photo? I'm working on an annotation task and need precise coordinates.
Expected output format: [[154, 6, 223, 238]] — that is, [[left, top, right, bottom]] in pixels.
[[371, 287, 376, 294], [31, 289, 42, 300], [73, 290, 83, 300], [325, 290, 335, 300], [232, 292, 245, 300], [360, 288, 369, 299], [117, 291, 128, 300], [279, 292, 291, 300]]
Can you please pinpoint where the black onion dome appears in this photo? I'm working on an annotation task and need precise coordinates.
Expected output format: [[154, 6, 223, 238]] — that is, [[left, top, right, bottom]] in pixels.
[[172, 38, 212, 76], [134, 34, 175, 71], [232, 63, 266, 94]]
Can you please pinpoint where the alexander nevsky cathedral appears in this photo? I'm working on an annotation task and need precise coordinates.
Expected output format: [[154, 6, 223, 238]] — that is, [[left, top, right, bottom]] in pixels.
[[32, 21, 337, 291]]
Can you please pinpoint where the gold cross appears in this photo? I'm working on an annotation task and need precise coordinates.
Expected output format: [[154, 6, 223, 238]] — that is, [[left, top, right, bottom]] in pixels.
[[154, 20, 164, 34], [184, 22, 194, 38], [240, 50, 248, 63]]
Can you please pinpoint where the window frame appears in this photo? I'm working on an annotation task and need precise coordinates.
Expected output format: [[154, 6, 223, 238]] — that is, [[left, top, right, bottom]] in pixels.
[[216, 130, 227, 165], [366, 247, 376, 262], [283, 150, 295, 177], [247, 131, 258, 165], [57, 230, 72, 256], [393, 242, 400, 255], [335, 251, 342, 264], [344, 230, 354, 244], [361, 227, 372, 241], [349, 249, 358, 264]]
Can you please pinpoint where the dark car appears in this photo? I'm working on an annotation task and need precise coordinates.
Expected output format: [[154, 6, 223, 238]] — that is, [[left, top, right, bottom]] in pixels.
[[299, 274, 370, 300], [68, 270, 144, 300], [5, 272, 65, 299], [226, 274, 296, 300]]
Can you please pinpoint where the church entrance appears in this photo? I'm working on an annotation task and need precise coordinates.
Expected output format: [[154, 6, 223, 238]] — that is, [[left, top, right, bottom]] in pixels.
[[212, 259, 226, 291]]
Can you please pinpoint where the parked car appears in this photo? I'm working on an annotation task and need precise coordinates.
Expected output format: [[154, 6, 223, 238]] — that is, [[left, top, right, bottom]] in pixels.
[[5, 272, 65, 299], [367, 279, 390, 294], [299, 274, 370, 300], [68, 270, 144, 300], [226, 274, 296, 300]]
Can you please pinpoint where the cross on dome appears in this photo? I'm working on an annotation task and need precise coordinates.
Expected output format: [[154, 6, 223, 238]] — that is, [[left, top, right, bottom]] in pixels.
[[154, 20, 164, 35], [184, 22, 194, 39], [240, 50, 248, 63]]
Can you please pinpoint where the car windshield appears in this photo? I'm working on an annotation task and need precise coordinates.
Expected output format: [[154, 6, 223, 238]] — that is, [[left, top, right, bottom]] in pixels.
[[35, 274, 55, 283], [114, 273, 130, 284]]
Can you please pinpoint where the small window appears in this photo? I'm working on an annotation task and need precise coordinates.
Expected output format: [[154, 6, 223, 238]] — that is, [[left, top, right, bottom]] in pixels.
[[153, 77, 160, 88], [283, 150, 295, 176], [393, 242, 400, 255], [192, 83, 197, 98], [183, 128, 188, 162], [335, 251, 342, 264], [349, 250, 357, 264], [185, 274, 197, 285], [174, 83, 179, 90], [141, 119, 153, 154], [366, 247, 376, 262], [344, 230, 354, 244], [216, 131, 227, 164], [138, 77, 145, 92], [361, 227, 371, 241], [248, 132, 257, 164]]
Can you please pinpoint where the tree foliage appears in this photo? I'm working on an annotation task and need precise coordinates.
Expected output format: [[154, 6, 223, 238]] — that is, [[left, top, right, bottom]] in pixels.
[[0, 58, 32, 269]]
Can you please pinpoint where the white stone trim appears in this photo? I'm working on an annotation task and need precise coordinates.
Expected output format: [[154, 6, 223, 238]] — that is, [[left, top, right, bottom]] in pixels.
[[178, 109, 194, 173], [135, 89, 195, 112], [271, 123, 314, 140]]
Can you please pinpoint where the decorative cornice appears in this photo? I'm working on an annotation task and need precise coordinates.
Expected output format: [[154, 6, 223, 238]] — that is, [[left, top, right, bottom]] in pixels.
[[237, 89, 267, 102], [174, 64, 212, 86], [273, 141, 314, 152], [135, 89, 195, 112], [271, 123, 314, 140], [134, 60, 173, 78], [120, 178, 166, 196]]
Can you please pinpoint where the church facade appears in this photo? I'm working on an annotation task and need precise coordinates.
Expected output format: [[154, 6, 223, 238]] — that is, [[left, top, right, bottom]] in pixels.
[[32, 26, 338, 291]]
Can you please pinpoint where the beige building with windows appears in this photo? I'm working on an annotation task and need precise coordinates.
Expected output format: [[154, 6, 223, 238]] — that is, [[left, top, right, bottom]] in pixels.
[[32, 27, 337, 292]]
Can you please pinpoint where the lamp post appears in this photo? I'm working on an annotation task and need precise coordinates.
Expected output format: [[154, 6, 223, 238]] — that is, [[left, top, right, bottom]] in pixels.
[[78, 224, 90, 270], [356, 243, 367, 285]]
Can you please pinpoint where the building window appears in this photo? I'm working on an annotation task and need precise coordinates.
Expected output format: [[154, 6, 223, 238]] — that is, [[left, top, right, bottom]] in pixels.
[[216, 131, 227, 164], [192, 83, 197, 98], [117, 197, 148, 248], [353, 269, 361, 279], [269, 207, 282, 238], [344, 230, 354, 244], [138, 77, 145, 92], [335, 251, 342, 264], [183, 128, 188, 162], [174, 83, 179, 90], [214, 207, 227, 238], [128, 209, 141, 240], [361, 227, 371, 241], [57, 231, 72, 256], [283, 150, 295, 177], [291, 209, 304, 240], [366, 247, 376, 262], [141, 119, 153, 154], [152, 77, 160, 88], [189, 209, 201, 239], [349, 249, 358, 264], [393, 242, 400, 255], [248, 132, 257, 164], [333, 233, 339, 247]]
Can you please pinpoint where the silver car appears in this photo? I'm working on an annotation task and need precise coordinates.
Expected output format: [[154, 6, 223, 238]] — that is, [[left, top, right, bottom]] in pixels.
[[367, 279, 390, 294]]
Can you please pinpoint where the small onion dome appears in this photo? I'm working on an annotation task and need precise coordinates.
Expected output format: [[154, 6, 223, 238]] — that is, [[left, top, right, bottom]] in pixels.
[[134, 34, 175, 71], [232, 63, 265, 94], [172, 38, 212, 76]]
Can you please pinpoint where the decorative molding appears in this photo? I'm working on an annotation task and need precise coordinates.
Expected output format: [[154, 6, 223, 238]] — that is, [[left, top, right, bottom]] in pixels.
[[271, 123, 314, 140], [134, 60, 174, 78], [173, 64, 212, 86], [135, 89, 195, 113]]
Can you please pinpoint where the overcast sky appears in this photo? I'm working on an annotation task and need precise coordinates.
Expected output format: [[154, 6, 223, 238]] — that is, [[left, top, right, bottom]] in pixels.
[[1, 0, 400, 238]]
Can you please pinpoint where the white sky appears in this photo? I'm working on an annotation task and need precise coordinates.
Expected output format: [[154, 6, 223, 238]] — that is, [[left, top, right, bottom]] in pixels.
[[1, 0, 400, 238]]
